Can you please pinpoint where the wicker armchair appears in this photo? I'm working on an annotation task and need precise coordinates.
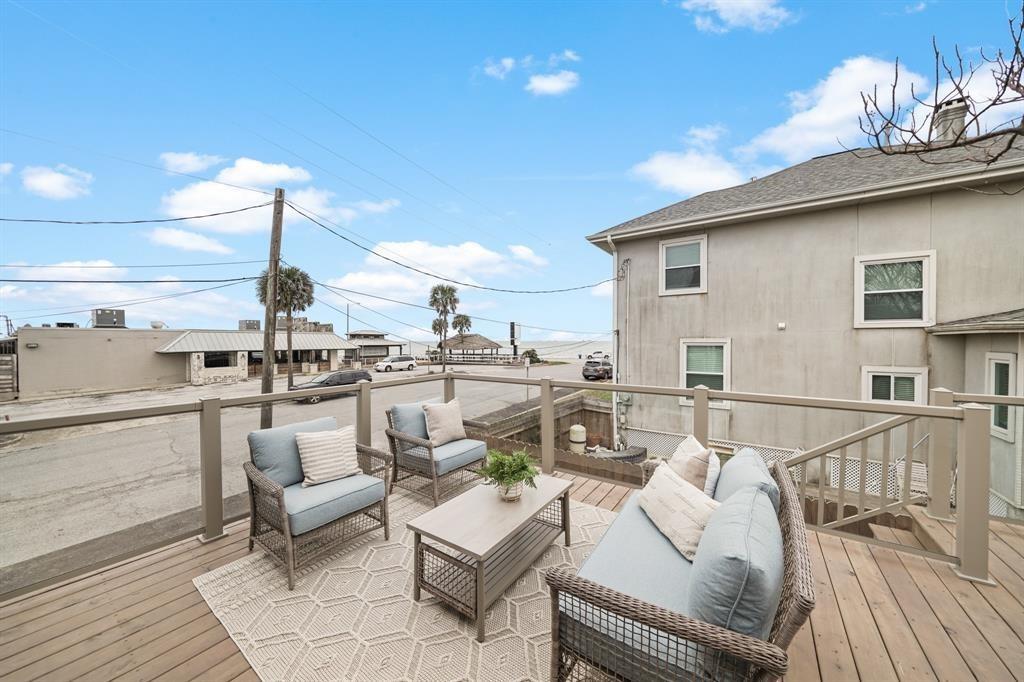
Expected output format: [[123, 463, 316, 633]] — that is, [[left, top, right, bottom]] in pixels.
[[245, 420, 392, 590], [546, 461, 815, 681], [385, 404, 486, 506]]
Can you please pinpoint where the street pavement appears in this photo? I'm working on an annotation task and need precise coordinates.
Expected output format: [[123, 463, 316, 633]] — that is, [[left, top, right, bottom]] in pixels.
[[0, 361, 588, 567]]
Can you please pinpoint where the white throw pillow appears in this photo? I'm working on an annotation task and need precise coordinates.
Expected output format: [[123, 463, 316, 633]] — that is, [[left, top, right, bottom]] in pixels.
[[295, 426, 360, 487], [638, 464, 720, 561], [667, 435, 721, 496], [423, 399, 467, 447]]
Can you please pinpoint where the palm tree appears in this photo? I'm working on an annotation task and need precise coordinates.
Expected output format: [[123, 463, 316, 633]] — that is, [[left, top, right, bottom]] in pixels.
[[452, 314, 472, 340], [428, 284, 459, 372], [256, 265, 315, 388]]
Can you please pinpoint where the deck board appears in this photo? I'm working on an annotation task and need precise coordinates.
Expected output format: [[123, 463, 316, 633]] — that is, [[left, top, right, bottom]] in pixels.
[[1, 481, 1021, 682]]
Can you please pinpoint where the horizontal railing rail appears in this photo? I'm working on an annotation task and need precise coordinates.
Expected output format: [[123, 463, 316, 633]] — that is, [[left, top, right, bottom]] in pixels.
[[0, 371, 994, 586], [952, 393, 1024, 406]]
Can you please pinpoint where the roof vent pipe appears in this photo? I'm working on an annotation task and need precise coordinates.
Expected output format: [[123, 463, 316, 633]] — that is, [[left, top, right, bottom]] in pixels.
[[932, 97, 969, 143]]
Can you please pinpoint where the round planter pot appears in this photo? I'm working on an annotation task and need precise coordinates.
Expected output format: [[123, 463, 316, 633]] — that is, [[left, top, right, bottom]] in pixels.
[[499, 481, 524, 502]]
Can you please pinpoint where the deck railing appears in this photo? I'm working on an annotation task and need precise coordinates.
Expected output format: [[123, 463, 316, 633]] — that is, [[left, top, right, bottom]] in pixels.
[[0, 372, 1003, 586]]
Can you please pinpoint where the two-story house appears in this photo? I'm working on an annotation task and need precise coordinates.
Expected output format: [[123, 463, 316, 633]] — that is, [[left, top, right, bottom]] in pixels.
[[589, 134, 1024, 518]]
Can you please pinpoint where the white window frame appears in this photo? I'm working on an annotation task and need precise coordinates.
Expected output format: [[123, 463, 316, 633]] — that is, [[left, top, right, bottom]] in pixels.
[[860, 365, 929, 405], [659, 234, 708, 296], [679, 338, 731, 409], [986, 352, 1017, 442], [854, 250, 936, 328]]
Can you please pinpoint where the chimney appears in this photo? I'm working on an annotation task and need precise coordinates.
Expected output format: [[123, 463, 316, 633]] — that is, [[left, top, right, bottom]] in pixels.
[[932, 97, 968, 143]]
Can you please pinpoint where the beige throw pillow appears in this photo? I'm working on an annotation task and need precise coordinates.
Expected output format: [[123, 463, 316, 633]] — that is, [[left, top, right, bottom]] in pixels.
[[667, 435, 720, 496], [638, 464, 720, 561], [423, 399, 467, 447], [295, 426, 360, 487]]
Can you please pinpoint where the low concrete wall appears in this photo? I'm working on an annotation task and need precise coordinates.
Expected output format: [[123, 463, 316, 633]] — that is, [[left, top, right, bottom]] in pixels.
[[16, 327, 185, 399]]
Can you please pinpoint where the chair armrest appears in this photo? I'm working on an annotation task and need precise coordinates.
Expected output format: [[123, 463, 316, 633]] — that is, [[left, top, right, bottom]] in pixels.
[[545, 568, 789, 679], [243, 461, 284, 500], [356, 443, 392, 481], [385, 428, 434, 450]]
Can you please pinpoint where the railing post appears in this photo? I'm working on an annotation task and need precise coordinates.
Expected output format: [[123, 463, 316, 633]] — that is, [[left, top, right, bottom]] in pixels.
[[693, 385, 710, 446], [199, 397, 226, 543], [357, 379, 372, 445], [955, 403, 992, 583], [540, 377, 555, 473], [927, 388, 955, 520], [444, 372, 455, 403]]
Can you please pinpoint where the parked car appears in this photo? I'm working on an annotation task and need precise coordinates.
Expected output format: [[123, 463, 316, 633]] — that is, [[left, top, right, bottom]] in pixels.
[[289, 369, 372, 403], [582, 358, 613, 380], [374, 355, 417, 372], [587, 350, 608, 360]]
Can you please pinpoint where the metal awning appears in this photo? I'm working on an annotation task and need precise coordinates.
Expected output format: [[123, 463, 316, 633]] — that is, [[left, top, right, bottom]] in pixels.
[[157, 330, 357, 353]]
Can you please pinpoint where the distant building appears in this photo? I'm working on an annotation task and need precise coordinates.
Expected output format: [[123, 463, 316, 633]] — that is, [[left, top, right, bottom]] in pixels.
[[12, 326, 357, 398], [238, 319, 261, 331], [276, 316, 334, 333], [346, 330, 403, 361]]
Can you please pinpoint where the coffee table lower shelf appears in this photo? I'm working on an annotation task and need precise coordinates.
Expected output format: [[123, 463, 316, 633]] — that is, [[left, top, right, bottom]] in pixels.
[[412, 497, 569, 641]]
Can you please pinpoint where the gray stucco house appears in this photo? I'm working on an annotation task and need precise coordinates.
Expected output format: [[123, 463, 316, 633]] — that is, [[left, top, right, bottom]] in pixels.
[[589, 135, 1024, 518]]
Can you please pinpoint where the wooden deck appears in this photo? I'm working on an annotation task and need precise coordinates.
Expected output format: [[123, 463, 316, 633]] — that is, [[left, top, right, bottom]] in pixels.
[[0, 473, 1021, 681]]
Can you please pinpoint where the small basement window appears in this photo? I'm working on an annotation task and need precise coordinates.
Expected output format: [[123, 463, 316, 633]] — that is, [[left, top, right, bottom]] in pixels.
[[660, 235, 707, 295], [861, 366, 928, 404], [204, 351, 237, 368]]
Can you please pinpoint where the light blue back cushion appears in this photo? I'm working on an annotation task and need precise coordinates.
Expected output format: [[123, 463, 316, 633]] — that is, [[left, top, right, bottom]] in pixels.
[[248, 416, 337, 487], [688, 486, 784, 640], [390, 400, 438, 440], [713, 448, 780, 512]]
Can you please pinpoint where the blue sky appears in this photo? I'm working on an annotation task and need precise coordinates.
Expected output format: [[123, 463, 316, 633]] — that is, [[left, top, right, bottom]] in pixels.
[[0, 0, 1014, 344]]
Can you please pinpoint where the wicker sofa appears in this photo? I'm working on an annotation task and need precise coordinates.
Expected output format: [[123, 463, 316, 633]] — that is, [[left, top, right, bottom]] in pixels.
[[243, 417, 392, 590], [546, 451, 815, 681], [384, 401, 486, 506]]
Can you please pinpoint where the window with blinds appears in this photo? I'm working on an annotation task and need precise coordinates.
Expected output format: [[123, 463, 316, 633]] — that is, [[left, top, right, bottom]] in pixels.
[[854, 251, 935, 328], [862, 367, 927, 405], [660, 235, 707, 295], [680, 339, 730, 407], [987, 353, 1017, 440]]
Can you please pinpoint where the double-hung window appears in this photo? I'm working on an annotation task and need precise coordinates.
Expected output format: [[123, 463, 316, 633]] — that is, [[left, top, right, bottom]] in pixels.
[[680, 339, 730, 407], [861, 366, 928, 405], [854, 251, 935, 328], [660, 235, 707, 295], [986, 352, 1017, 441]]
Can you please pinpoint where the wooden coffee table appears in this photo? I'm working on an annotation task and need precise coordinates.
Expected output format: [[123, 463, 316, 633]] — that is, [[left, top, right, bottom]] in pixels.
[[406, 475, 572, 641]]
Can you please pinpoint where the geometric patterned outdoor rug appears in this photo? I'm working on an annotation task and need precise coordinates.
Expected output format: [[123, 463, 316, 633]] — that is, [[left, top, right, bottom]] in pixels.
[[194, 477, 617, 681]]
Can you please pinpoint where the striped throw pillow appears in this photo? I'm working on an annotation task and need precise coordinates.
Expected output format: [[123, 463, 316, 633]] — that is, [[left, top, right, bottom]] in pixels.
[[294, 426, 360, 487]]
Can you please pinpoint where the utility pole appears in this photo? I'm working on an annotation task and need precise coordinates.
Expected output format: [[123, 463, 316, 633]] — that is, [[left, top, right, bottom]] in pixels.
[[259, 188, 285, 429]]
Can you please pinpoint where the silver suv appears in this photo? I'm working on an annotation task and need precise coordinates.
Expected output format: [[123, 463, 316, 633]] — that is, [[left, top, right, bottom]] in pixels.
[[374, 355, 417, 372]]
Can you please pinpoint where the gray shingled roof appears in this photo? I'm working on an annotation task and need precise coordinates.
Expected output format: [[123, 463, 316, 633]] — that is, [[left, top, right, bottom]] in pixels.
[[589, 136, 1024, 242], [928, 309, 1024, 334], [157, 330, 356, 353]]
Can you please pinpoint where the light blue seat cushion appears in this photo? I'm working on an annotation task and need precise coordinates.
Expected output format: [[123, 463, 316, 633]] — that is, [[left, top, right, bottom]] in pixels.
[[713, 448, 780, 512], [688, 486, 784, 640], [282, 474, 385, 536], [429, 439, 487, 475], [390, 400, 438, 440], [248, 417, 338, 487], [578, 495, 693, 614]]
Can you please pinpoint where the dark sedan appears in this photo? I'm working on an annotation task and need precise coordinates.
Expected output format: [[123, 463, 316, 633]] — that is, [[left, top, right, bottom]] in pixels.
[[582, 358, 613, 381], [289, 369, 372, 403]]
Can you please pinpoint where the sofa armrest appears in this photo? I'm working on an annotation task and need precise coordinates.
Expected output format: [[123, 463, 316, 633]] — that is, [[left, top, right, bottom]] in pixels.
[[545, 568, 789, 679], [356, 443, 392, 482], [640, 459, 661, 486], [243, 461, 284, 500]]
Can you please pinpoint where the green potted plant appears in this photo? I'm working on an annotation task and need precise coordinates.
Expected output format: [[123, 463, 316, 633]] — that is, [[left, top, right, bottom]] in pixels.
[[479, 450, 540, 502]]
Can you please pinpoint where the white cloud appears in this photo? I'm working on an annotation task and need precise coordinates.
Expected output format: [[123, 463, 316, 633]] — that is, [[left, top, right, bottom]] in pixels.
[[0, 284, 26, 300], [159, 152, 226, 174], [508, 244, 549, 267], [148, 227, 234, 254], [744, 56, 926, 163], [632, 125, 747, 196], [483, 57, 517, 80], [686, 124, 727, 148], [681, 0, 792, 33], [215, 157, 311, 186], [161, 182, 272, 233], [21, 164, 93, 200], [354, 198, 400, 214], [549, 49, 581, 66], [0, 162, 12, 176], [525, 70, 580, 96], [904, 1, 927, 13], [591, 280, 614, 297]]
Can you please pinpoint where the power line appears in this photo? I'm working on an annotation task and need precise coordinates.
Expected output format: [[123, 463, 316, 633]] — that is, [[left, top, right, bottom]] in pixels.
[[318, 289, 435, 336], [314, 296, 427, 347], [2, 259, 264, 269], [0, 202, 273, 225], [1, 277, 258, 284], [289, 202, 617, 294], [5, 280, 252, 321]]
